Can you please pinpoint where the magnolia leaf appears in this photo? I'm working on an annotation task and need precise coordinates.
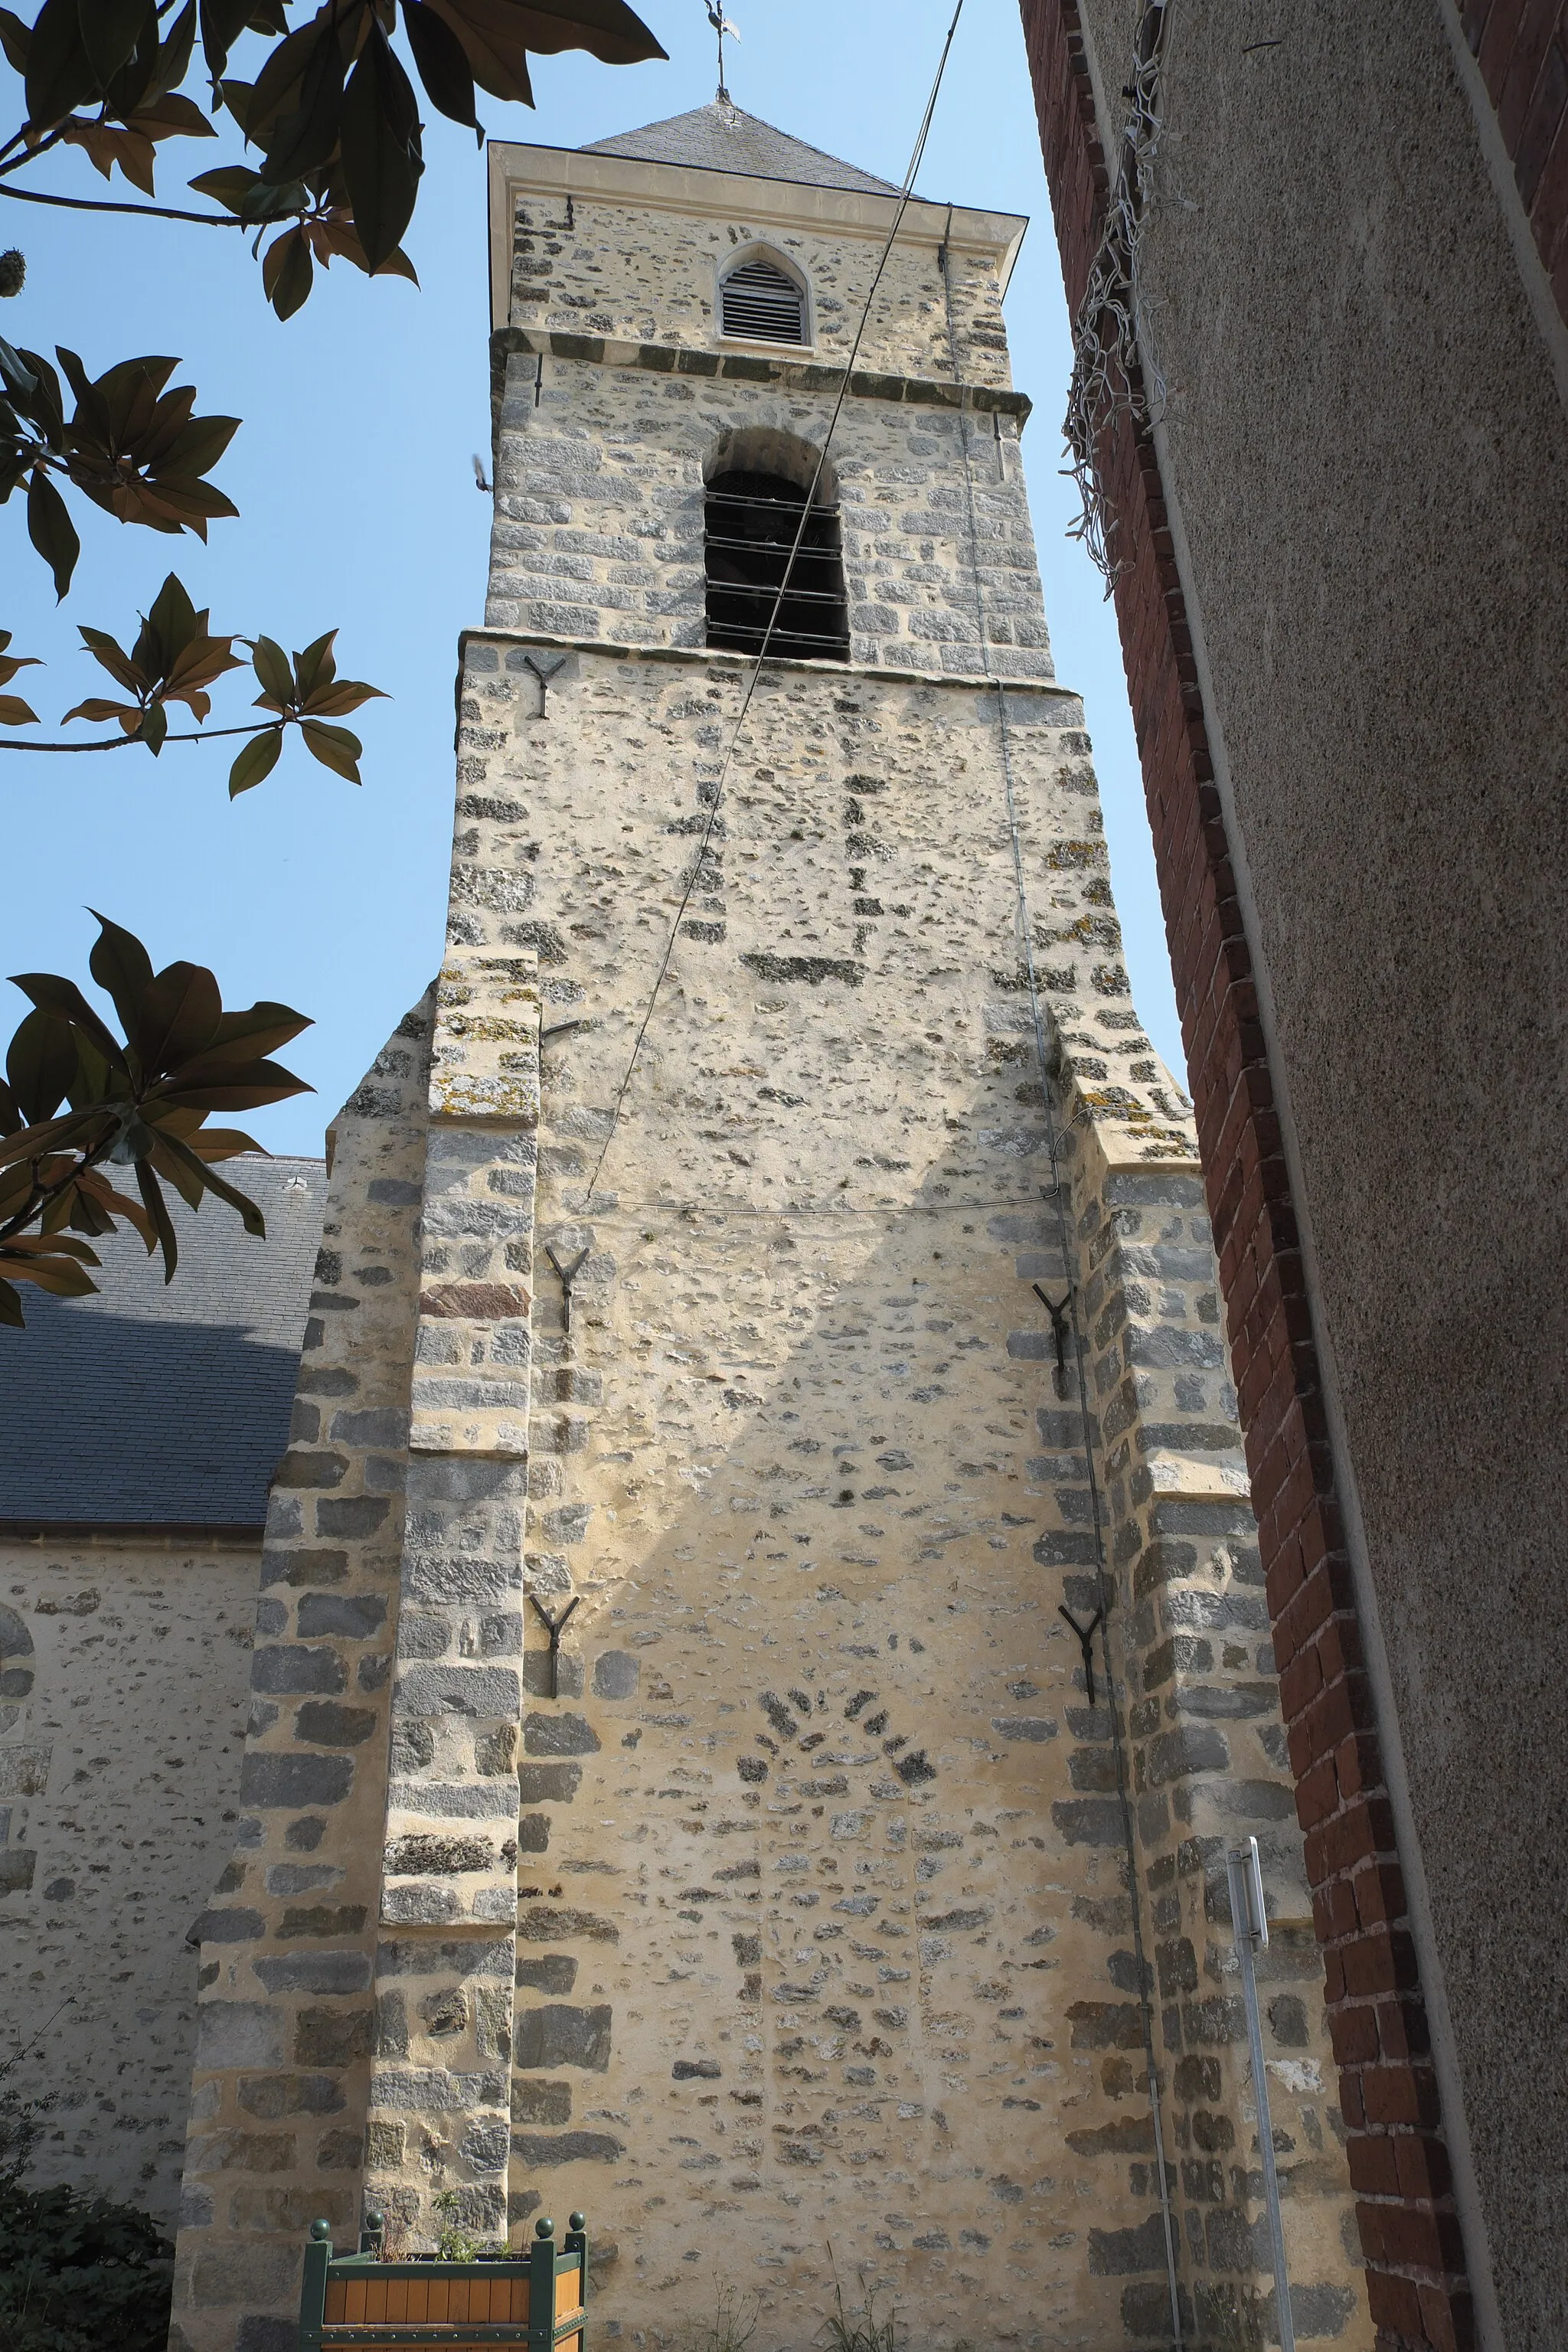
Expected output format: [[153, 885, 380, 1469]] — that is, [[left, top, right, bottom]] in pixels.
[[201, 1001, 312, 1060], [61, 697, 144, 730], [186, 1125, 265, 1158], [262, 222, 314, 320], [6, 1008, 79, 1122], [0, 694, 38, 725], [229, 725, 283, 795], [292, 626, 336, 698], [250, 635, 293, 704], [339, 22, 423, 273], [0, 640, 43, 687], [137, 958, 223, 1072], [61, 118, 160, 195], [157, 1052, 311, 1111], [402, 0, 481, 135], [134, 1155, 180, 1282], [125, 90, 217, 139], [87, 911, 157, 1047], [138, 698, 168, 753], [143, 571, 201, 665], [26, 468, 80, 599], [80, 0, 155, 85], [301, 677, 385, 717], [0, 7, 31, 73], [257, 18, 348, 186], [77, 624, 148, 694], [23, 0, 99, 131], [299, 716, 362, 781]]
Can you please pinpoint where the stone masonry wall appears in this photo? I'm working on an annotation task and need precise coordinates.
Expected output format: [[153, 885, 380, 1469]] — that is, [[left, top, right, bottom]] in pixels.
[[487, 347, 1050, 681], [423, 631, 1367, 2351], [168, 1001, 433, 2352], [508, 186, 1014, 387], [0, 1538, 256, 2225]]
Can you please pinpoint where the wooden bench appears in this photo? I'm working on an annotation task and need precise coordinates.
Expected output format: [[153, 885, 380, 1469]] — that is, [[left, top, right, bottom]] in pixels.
[[299, 2213, 587, 2352]]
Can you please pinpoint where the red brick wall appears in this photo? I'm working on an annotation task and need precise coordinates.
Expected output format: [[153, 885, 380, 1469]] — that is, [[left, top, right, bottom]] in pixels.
[[1014, 6, 1476, 2348], [1464, 0, 1568, 319]]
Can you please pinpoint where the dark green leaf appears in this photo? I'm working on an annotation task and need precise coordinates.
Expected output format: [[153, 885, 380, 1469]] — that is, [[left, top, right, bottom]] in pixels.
[[228, 725, 282, 795], [262, 223, 313, 320], [203, 1000, 311, 1059], [86, 910, 155, 1047], [137, 959, 222, 1071], [17, 347, 64, 442], [24, 0, 99, 129], [135, 1154, 179, 1282], [158, 1053, 310, 1109], [0, 7, 31, 71], [144, 0, 196, 101], [26, 468, 80, 599], [0, 334, 38, 405], [0, 1278, 23, 1328], [5, 972, 125, 1071], [5, 1008, 79, 1122], [138, 698, 168, 753], [299, 717, 362, 780], [339, 21, 423, 273], [292, 626, 335, 698], [402, 0, 479, 134], [257, 22, 347, 186], [142, 570, 199, 669], [80, 0, 157, 91], [198, 0, 250, 80], [250, 635, 292, 703], [152, 1124, 266, 1232]]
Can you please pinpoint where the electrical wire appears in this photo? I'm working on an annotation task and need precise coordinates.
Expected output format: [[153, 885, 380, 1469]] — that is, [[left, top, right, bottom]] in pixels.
[[582, 0, 966, 1207]]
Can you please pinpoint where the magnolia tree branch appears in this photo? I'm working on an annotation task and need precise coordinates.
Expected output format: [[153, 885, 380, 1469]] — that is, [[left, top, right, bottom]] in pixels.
[[0, 181, 242, 225], [0, 723, 279, 753]]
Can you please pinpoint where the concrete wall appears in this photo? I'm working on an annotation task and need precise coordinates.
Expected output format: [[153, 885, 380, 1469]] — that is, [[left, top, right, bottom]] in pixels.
[[1065, 4, 1568, 2344], [0, 1540, 256, 2226]]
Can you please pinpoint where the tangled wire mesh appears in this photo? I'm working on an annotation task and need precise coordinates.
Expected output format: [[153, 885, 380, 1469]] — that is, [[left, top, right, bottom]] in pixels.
[[1061, 0, 1172, 590]]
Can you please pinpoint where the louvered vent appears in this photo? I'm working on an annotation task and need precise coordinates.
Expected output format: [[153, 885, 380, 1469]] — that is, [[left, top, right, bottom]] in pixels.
[[720, 259, 807, 345]]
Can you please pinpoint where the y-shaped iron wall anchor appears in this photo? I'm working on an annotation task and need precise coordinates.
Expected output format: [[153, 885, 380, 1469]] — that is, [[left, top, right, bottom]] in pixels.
[[1058, 1602, 1106, 1707], [544, 1243, 590, 1336], [528, 1592, 580, 1699], [1033, 1281, 1073, 1398], [524, 650, 567, 716]]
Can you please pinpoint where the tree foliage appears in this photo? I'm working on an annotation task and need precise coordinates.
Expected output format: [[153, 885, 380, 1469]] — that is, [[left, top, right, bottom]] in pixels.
[[0, 910, 312, 1326], [0, 0, 662, 1328]]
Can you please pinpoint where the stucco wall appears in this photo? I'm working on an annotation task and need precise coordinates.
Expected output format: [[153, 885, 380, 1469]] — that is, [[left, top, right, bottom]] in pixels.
[[0, 1540, 257, 2226], [1068, 3, 1568, 2341]]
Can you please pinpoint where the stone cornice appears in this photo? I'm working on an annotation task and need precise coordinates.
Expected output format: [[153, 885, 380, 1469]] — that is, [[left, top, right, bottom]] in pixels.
[[488, 325, 1031, 427]]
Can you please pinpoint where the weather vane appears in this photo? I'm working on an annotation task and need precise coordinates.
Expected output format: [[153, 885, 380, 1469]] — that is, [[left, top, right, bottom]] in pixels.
[[705, 0, 740, 103]]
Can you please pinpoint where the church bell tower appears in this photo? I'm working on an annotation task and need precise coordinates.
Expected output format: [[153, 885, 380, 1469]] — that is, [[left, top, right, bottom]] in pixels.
[[168, 101, 1371, 2352]]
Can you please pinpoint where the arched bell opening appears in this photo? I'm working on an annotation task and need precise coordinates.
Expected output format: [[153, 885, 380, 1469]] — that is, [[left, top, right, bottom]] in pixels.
[[704, 437, 848, 663]]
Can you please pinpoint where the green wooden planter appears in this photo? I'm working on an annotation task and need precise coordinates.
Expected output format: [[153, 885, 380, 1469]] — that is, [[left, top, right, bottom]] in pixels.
[[299, 2212, 588, 2351]]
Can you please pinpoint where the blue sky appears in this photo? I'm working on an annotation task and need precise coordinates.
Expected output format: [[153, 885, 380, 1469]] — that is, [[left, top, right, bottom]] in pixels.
[[1, 0, 1182, 1154]]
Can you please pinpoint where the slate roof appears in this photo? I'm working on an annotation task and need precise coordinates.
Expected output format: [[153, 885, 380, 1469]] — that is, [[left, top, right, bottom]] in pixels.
[[0, 1156, 325, 1532], [584, 101, 900, 195]]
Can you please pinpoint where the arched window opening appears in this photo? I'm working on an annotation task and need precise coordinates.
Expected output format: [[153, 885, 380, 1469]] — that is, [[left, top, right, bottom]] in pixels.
[[720, 256, 808, 345], [705, 469, 848, 662]]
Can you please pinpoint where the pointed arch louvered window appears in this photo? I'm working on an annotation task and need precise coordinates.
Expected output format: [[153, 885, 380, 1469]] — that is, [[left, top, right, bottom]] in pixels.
[[720, 256, 808, 345]]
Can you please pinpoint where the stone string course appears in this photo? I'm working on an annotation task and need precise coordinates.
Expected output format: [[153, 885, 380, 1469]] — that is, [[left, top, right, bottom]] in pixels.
[[1015, 4, 1469, 2349], [165, 155, 1370, 2352]]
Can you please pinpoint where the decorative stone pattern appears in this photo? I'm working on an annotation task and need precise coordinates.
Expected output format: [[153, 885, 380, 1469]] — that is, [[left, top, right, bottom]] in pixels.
[[1014, 4, 1466, 2347], [0, 1539, 257, 2225]]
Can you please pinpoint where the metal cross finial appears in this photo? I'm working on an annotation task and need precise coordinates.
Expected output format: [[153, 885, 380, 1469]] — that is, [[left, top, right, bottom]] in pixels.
[[705, 1, 740, 102]]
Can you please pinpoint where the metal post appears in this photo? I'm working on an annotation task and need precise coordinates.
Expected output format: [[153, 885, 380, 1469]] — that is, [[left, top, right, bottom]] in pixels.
[[1227, 1835, 1295, 2352]]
